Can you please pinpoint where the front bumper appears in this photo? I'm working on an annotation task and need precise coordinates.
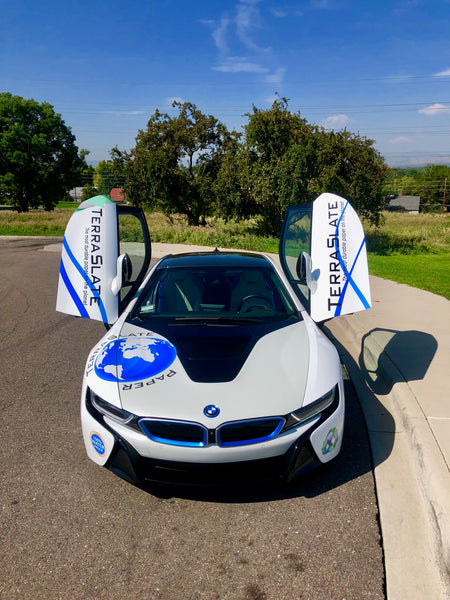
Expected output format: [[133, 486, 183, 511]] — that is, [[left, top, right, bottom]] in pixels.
[[105, 428, 320, 486], [81, 380, 344, 486]]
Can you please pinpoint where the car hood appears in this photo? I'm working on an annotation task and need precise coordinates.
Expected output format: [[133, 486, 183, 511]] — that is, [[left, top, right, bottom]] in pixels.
[[88, 319, 311, 426]]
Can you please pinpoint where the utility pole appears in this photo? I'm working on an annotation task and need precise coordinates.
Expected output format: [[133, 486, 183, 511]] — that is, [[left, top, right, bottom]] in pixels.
[[443, 177, 447, 214]]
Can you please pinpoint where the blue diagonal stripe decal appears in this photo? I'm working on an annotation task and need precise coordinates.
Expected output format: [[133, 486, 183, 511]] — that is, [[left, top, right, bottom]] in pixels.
[[59, 258, 89, 318], [334, 203, 370, 316], [62, 237, 109, 323]]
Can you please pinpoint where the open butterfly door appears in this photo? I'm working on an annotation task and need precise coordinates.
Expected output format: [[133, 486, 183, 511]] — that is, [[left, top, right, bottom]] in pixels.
[[56, 195, 151, 324], [279, 193, 371, 322]]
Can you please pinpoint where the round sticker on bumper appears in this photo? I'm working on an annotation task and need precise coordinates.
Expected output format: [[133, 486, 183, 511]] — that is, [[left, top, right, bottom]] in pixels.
[[322, 428, 338, 455], [91, 432, 106, 455], [94, 337, 177, 382]]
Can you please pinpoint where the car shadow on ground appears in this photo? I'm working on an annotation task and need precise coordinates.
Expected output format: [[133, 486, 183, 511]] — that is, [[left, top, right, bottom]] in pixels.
[[326, 326, 436, 484], [359, 327, 437, 396]]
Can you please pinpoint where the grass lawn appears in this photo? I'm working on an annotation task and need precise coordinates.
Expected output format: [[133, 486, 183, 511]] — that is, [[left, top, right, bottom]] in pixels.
[[368, 253, 450, 300], [0, 206, 448, 300]]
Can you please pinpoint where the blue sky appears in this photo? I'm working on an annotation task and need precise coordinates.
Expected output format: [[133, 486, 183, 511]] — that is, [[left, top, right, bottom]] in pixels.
[[1, 0, 449, 166]]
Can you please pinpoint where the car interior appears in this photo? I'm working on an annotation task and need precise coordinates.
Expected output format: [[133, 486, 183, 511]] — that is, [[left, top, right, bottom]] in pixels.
[[136, 266, 297, 318]]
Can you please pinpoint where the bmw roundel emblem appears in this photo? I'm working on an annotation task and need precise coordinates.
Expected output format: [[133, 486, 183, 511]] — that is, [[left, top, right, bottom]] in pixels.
[[204, 404, 220, 418]]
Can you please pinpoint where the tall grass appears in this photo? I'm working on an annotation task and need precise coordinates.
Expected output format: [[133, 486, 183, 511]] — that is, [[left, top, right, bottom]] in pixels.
[[146, 212, 279, 253], [364, 212, 450, 255], [0, 206, 448, 297], [2, 207, 447, 254], [0, 207, 280, 252], [0, 207, 75, 236]]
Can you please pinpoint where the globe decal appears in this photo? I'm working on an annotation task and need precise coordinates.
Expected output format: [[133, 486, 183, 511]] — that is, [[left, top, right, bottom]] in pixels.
[[94, 337, 177, 382]]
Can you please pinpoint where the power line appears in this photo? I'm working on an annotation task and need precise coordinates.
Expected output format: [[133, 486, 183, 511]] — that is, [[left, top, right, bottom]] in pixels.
[[57, 100, 450, 116], [5, 73, 450, 87]]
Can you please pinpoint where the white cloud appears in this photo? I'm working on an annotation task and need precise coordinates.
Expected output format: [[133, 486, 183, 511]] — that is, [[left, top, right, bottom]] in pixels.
[[236, 0, 271, 52], [321, 114, 350, 129], [311, 0, 335, 9], [205, 2, 285, 83], [212, 16, 231, 56], [104, 110, 145, 116], [213, 58, 269, 73], [433, 68, 450, 77], [388, 137, 411, 144], [264, 67, 286, 84], [418, 103, 450, 116]]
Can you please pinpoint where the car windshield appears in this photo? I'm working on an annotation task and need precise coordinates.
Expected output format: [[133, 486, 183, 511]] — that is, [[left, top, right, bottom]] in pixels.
[[129, 265, 298, 322]]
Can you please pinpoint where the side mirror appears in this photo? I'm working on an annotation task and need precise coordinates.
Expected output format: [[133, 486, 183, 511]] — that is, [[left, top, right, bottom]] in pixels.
[[296, 252, 319, 293], [296, 252, 309, 283], [111, 253, 133, 295]]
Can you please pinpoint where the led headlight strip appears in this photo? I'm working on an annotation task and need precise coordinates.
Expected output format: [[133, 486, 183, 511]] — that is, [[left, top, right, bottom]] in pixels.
[[282, 386, 337, 432], [88, 389, 136, 425]]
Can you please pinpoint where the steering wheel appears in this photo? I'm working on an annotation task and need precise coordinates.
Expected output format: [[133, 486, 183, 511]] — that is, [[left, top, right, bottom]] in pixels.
[[238, 295, 273, 314]]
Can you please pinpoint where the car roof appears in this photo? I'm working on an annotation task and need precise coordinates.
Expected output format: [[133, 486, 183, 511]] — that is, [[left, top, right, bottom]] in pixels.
[[157, 250, 272, 269]]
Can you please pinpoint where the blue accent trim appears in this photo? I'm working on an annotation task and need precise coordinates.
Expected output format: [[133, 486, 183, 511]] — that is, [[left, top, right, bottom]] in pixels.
[[217, 418, 285, 448], [62, 237, 109, 323], [59, 258, 89, 318], [139, 417, 287, 448], [139, 420, 207, 448], [334, 203, 370, 316]]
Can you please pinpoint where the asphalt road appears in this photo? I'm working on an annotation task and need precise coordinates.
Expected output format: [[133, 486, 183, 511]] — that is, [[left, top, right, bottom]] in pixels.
[[0, 237, 385, 600]]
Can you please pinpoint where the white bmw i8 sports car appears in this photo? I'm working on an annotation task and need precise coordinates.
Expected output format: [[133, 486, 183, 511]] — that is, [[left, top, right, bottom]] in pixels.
[[56, 193, 371, 486]]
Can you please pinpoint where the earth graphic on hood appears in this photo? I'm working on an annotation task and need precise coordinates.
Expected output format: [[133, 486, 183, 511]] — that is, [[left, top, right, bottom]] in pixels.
[[94, 337, 177, 382]]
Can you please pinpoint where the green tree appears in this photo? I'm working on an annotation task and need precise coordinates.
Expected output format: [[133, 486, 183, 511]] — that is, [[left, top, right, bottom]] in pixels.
[[93, 160, 116, 196], [125, 102, 237, 225], [236, 98, 387, 234], [109, 146, 128, 188], [0, 93, 85, 211], [81, 183, 98, 202], [307, 129, 387, 224], [234, 98, 317, 232], [383, 165, 450, 212], [214, 137, 254, 221], [416, 165, 450, 212]]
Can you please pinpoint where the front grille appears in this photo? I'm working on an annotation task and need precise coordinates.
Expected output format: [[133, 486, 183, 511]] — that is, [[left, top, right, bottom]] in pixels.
[[217, 418, 285, 446], [139, 419, 207, 447], [138, 417, 285, 448]]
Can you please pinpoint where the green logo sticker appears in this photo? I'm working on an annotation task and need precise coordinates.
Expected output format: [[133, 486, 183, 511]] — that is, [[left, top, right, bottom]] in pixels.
[[322, 428, 338, 454]]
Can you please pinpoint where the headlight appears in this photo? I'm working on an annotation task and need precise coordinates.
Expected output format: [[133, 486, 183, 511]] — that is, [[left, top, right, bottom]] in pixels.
[[282, 386, 337, 432], [88, 389, 136, 425]]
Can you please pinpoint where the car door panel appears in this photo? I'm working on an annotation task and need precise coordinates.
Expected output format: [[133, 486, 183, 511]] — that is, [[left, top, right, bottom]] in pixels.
[[279, 193, 371, 322], [56, 195, 151, 324]]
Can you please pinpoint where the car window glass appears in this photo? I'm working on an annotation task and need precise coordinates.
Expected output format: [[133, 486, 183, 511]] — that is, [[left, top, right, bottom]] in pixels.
[[132, 266, 297, 320], [117, 210, 150, 310], [279, 207, 311, 311]]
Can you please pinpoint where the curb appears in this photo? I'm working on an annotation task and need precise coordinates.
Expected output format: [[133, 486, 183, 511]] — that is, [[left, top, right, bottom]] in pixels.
[[324, 314, 450, 600]]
